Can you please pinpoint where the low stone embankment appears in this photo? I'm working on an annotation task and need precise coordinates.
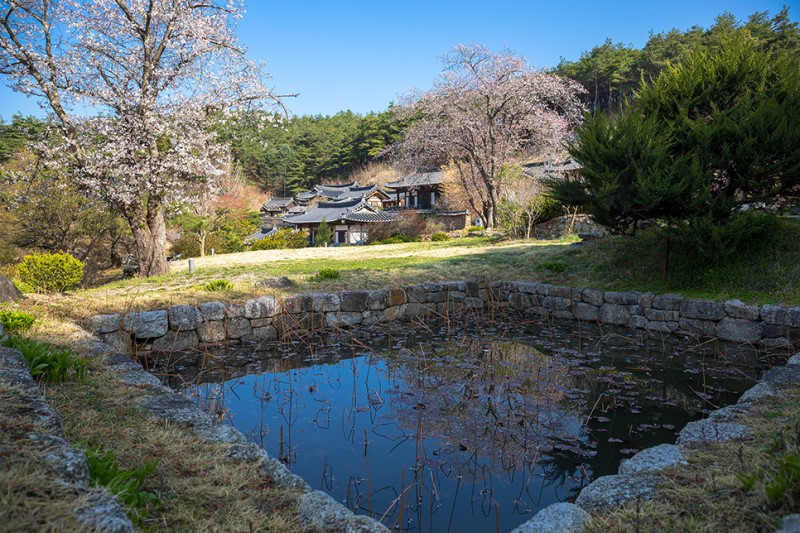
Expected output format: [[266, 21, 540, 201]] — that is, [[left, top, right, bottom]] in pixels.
[[86, 281, 800, 353]]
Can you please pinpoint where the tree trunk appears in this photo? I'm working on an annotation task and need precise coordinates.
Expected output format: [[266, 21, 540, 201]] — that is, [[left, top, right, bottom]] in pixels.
[[128, 203, 169, 277], [199, 231, 207, 257]]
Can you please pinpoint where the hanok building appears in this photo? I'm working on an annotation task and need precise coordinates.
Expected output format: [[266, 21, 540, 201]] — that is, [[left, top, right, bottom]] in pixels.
[[386, 168, 443, 209], [282, 198, 396, 245], [260, 196, 297, 217]]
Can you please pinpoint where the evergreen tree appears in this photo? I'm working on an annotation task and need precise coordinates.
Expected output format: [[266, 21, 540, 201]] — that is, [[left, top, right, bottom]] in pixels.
[[315, 218, 332, 247], [548, 32, 800, 270]]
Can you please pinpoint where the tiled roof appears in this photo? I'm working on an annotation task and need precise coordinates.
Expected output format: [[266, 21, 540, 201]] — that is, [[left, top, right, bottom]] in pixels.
[[386, 168, 443, 189], [295, 190, 318, 201], [345, 211, 397, 223], [262, 197, 295, 211], [282, 198, 365, 224], [247, 226, 278, 241]]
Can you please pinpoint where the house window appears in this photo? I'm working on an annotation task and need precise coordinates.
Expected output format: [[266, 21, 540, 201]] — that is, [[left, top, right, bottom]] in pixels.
[[430, 191, 436, 207], [336, 230, 347, 244]]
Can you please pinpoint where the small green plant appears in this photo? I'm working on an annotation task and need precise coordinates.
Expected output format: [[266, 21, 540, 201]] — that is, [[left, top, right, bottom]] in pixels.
[[466, 225, 485, 233], [765, 450, 800, 505], [17, 252, 84, 293], [200, 279, 233, 292], [308, 268, 340, 282], [430, 231, 451, 242], [0, 336, 87, 383], [0, 310, 35, 334], [536, 260, 567, 273], [86, 447, 161, 526]]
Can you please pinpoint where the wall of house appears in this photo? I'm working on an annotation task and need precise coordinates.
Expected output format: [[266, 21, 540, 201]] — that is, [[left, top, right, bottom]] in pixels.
[[86, 281, 799, 355]]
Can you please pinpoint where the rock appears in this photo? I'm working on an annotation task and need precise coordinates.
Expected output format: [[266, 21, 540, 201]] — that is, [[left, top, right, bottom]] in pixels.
[[761, 304, 786, 325], [251, 325, 278, 340], [115, 370, 168, 390], [254, 276, 296, 290], [142, 392, 213, 428], [123, 310, 169, 339], [677, 418, 751, 445], [788, 353, 800, 365], [97, 332, 130, 353], [652, 293, 684, 311], [74, 491, 135, 533], [680, 299, 725, 321], [737, 381, 778, 403], [575, 473, 661, 512], [724, 300, 760, 321], [225, 302, 246, 319], [225, 317, 252, 339], [600, 303, 630, 326], [761, 365, 800, 388], [199, 301, 226, 321], [776, 514, 800, 533], [715, 318, 763, 343], [325, 311, 363, 327], [366, 290, 389, 310], [604, 291, 639, 305], [198, 320, 226, 343], [404, 285, 427, 303], [629, 315, 648, 328], [27, 432, 90, 486], [312, 293, 340, 313], [227, 443, 268, 463], [644, 308, 680, 321], [258, 457, 310, 491], [510, 502, 589, 533], [296, 490, 390, 532], [0, 275, 22, 301], [168, 305, 202, 331], [387, 288, 406, 306], [619, 444, 686, 475], [678, 317, 716, 337], [245, 296, 280, 319], [573, 302, 599, 321], [85, 314, 121, 334], [339, 291, 369, 312], [283, 294, 312, 314], [582, 288, 604, 306], [0, 347, 29, 370], [151, 331, 199, 352]]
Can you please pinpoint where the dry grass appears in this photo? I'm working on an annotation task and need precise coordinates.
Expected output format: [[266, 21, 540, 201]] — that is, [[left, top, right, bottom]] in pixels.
[[0, 384, 93, 533], [585, 388, 800, 533], [45, 365, 312, 532]]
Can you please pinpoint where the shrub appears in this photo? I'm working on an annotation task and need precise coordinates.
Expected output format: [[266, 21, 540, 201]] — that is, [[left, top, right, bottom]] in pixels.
[[0, 336, 87, 383], [466, 225, 485, 233], [430, 232, 451, 242], [17, 252, 84, 293], [200, 279, 233, 292], [314, 219, 332, 247], [367, 211, 428, 243], [0, 310, 35, 334], [308, 268, 340, 282], [86, 448, 161, 526], [250, 229, 308, 250]]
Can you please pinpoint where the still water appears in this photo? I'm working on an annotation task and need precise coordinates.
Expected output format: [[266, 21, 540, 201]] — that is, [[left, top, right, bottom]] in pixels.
[[168, 319, 756, 532]]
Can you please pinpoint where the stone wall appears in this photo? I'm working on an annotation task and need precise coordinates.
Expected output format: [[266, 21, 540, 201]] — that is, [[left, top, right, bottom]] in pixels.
[[86, 281, 800, 353]]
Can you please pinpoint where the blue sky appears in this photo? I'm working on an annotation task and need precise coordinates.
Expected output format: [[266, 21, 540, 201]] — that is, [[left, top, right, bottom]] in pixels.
[[0, 0, 794, 120]]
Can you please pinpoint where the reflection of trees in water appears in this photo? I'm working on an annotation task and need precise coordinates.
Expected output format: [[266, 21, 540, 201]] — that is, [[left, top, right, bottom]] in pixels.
[[165, 320, 756, 532]]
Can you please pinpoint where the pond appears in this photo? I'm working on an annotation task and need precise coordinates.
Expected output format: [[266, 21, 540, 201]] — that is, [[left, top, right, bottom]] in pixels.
[[159, 318, 758, 533]]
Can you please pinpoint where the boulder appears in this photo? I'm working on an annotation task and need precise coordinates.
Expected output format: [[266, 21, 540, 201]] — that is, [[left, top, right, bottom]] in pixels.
[[123, 311, 169, 339], [85, 314, 121, 334], [618, 444, 686, 475], [168, 305, 202, 331], [510, 502, 589, 533], [575, 473, 661, 512], [0, 275, 22, 302], [254, 276, 296, 290], [715, 318, 762, 343]]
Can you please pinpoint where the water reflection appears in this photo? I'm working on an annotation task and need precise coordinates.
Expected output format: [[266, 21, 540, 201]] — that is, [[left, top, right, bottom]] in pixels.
[[158, 319, 756, 533]]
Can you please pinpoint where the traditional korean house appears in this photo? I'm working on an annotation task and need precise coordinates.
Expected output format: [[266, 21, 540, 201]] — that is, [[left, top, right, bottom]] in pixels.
[[282, 198, 396, 245], [522, 159, 582, 181], [260, 197, 298, 217], [385, 168, 443, 209]]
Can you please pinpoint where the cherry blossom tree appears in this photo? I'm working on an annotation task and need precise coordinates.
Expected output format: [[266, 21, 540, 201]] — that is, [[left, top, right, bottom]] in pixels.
[[0, 0, 280, 276], [399, 44, 585, 228]]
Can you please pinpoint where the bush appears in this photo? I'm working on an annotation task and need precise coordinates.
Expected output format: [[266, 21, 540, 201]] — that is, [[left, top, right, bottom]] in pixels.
[[367, 211, 428, 243], [199, 279, 233, 292], [17, 252, 84, 293], [430, 231, 451, 242], [308, 268, 340, 282], [250, 229, 308, 250], [0, 310, 35, 334], [466, 225, 485, 233], [0, 336, 87, 383]]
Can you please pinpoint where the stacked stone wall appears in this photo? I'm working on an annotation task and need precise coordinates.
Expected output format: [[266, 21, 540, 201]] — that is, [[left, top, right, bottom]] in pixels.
[[85, 281, 800, 353]]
